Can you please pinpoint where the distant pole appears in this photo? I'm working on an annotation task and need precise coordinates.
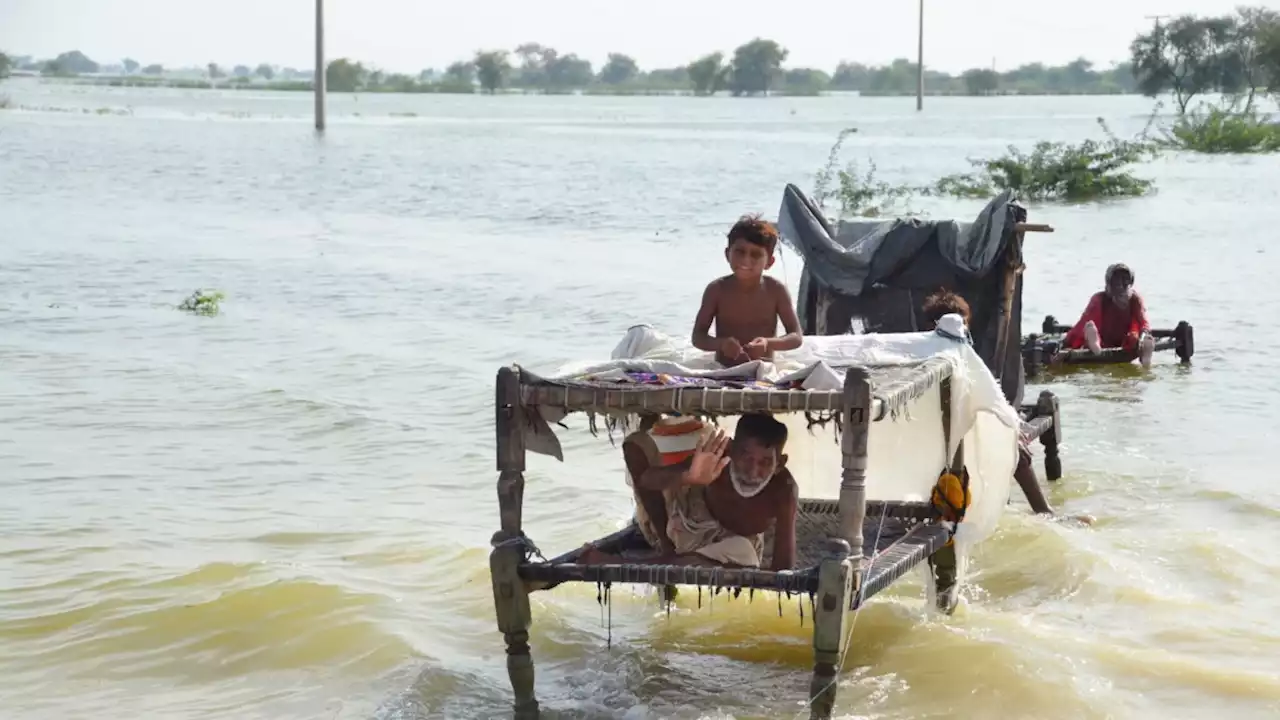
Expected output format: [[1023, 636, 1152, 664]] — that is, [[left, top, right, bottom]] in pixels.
[[315, 0, 326, 132], [916, 0, 924, 111]]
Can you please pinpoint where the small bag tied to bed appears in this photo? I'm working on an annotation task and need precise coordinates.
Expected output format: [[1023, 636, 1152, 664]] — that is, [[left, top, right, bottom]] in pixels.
[[931, 466, 972, 544]]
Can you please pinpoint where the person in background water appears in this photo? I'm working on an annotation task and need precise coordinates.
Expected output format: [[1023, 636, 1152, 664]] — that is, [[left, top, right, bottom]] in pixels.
[[691, 214, 803, 367], [1059, 263, 1155, 368], [921, 290, 1094, 525]]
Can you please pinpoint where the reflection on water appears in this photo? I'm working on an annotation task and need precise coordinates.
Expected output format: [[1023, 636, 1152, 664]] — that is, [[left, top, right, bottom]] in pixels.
[[2, 81, 1280, 719]]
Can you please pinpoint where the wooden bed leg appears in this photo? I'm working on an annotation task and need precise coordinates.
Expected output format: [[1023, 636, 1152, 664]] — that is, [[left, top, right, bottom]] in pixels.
[[839, 366, 871, 561], [1175, 321, 1194, 363], [809, 539, 854, 720], [492, 366, 539, 719], [1023, 333, 1041, 379], [1036, 390, 1062, 482], [491, 543, 539, 719], [928, 544, 960, 615]]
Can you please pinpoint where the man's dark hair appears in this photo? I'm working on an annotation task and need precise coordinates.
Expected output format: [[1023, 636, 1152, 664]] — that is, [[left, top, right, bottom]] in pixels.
[[735, 413, 788, 450], [726, 214, 779, 254], [922, 289, 971, 329]]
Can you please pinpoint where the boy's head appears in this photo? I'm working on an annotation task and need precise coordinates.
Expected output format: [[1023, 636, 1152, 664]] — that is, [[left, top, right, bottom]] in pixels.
[[729, 413, 788, 494], [922, 289, 971, 329], [725, 214, 778, 282]]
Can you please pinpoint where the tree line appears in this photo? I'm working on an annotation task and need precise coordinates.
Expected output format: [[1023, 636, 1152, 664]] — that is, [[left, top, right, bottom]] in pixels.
[[1130, 6, 1280, 112], [336, 41, 1139, 97], [1, 43, 1144, 98], [8, 13, 1280, 104]]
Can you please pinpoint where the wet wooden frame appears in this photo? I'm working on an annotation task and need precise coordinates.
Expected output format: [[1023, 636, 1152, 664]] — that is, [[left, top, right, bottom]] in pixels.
[[489, 357, 975, 719]]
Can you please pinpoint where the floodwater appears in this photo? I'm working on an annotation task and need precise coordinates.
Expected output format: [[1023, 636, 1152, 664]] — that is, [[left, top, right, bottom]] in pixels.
[[1, 80, 1279, 720]]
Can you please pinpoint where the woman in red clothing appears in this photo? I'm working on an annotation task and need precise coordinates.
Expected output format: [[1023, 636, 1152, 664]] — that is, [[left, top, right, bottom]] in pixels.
[[1059, 263, 1156, 368]]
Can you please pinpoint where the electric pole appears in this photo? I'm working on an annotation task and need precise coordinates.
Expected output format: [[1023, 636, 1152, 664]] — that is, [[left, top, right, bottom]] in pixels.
[[916, 0, 924, 111], [315, 0, 326, 132]]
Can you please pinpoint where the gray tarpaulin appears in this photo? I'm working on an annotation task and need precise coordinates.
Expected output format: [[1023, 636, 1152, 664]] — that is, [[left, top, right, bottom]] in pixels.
[[775, 183, 1016, 297]]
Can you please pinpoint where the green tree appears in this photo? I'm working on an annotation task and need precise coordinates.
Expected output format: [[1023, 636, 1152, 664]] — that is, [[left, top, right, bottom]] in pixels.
[[233, 65, 251, 78], [1261, 15, 1280, 98], [143, 63, 163, 75], [122, 58, 139, 74], [646, 67, 690, 90], [443, 60, 475, 88], [1131, 16, 1229, 113], [599, 53, 639, 85], [255, 63, 274, 80], [58, 50, 98, 74], [207, 62, 223, 79], [474, 50, 511, 94], [867, 59, 918, 94], [513, 42, 554, 88], [326, 58, 368, 92], [545, 53, 592, 92], [687, 52, 727, 96], [781, 68, 829, 96], [1222, 7, 1280, 110], [962, 68, 1000, 95], [728, 38, 788, 96], [830, 62, 871, 90], [0, 52, 10, 79]]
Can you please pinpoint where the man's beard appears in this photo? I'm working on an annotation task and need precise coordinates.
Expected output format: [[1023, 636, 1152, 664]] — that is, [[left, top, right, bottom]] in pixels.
[[729, 463, 771, 498]]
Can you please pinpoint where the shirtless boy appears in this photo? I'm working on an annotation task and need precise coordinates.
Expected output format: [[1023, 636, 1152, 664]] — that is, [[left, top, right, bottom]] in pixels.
[[692, 214, 803, 367]]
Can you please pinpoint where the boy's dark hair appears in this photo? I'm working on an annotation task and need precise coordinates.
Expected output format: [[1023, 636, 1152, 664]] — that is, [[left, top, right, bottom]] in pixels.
[[734, 413, 788, 451], [727, 214, 779, 254], [922, 289, 971, 328]]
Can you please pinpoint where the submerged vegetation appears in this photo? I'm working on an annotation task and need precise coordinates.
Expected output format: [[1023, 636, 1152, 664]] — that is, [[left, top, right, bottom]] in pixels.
[[814, 118, 1164, 218], [1157, 103, 1280, 153], [179, 290, 225, 316], [927, 119, 1162, 202], [811, 129, 918, 219], [1129, 7, 1280, 155]]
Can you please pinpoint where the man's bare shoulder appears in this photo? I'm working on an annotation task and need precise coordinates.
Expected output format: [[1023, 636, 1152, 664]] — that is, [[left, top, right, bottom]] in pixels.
[[767, 468, 799, 497]]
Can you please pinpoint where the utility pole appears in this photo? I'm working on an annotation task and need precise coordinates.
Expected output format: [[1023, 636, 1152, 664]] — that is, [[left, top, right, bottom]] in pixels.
[[916, 0, 924, 111], [315, 0, 326, 132]]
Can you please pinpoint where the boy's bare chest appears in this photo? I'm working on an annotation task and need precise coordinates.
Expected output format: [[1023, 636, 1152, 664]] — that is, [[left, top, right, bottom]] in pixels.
[[716, 287, 774, 326]]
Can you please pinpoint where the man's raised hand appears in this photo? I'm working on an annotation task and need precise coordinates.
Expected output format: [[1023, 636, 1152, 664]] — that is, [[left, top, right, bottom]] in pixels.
[[685, 428, 731, 486]]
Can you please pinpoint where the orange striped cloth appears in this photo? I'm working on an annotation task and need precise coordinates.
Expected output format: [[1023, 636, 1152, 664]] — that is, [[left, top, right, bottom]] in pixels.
[[647, 416, 707, 466]]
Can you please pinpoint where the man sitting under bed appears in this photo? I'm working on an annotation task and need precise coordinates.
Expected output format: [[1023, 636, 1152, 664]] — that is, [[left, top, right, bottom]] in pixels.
[[578, 413, 798, 571]]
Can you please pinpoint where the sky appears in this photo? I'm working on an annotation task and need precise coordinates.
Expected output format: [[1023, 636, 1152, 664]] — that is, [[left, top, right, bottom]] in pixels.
[[0, 0, 1261, 74]]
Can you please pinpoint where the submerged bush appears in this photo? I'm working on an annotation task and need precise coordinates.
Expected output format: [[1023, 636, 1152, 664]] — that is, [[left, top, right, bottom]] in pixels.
[[926, 118, 1162, 202], [1159, 103, 1280, 153], [811, 127, 918, 219], [179, 289, 225, 316]]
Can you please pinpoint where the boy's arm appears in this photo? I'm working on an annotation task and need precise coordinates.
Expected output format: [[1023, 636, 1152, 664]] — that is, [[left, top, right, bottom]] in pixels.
[[691, 281, 721, 352], [765, 281, 804, 353]]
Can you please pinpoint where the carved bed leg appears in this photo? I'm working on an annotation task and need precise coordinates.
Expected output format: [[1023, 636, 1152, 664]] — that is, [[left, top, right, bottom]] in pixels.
[[809, 539, 854, 720]]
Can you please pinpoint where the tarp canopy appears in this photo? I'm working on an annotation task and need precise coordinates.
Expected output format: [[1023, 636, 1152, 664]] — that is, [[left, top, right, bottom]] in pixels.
[[775, 184, 1028, 406], [776, 183, 1018, 297]]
